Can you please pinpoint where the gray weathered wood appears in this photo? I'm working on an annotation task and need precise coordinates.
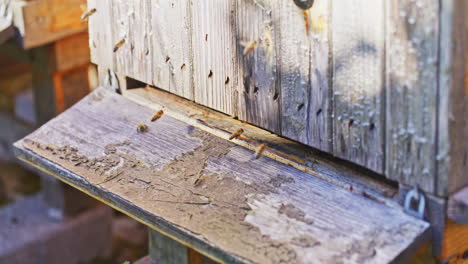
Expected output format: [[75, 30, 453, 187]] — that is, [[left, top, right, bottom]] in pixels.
[[125, 0, 152, 86], [437, 0, 468, 196], [386, 0, 440, 193], [88, 0, 114, 69], [151, 0, 192, 99], [191, 0, 238, 116], [14, 87, 429, 264], [278, 1, 331, 151], [332, 0, 385, 173], [124, 87, 398, 203], [236, 0, 280, 133], [149, 229, 188, 264]]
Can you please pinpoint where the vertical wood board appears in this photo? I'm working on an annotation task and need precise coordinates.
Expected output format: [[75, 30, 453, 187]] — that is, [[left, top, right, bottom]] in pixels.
[[88, 0, 114, 70], [278, 1, 331, 152], [332, 0, 385, 173], [437, 0, 468, 195], [386, 0, 439, 193], [191, 0, 239, 116], [236, 0, 280, 133], [151, 0, 193, 99]]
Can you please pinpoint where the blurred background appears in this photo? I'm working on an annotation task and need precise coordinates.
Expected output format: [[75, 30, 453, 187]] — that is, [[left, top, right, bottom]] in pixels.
[[0, 1, 148, 262]]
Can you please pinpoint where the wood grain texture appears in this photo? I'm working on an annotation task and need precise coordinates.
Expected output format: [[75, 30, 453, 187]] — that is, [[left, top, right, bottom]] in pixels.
[[121, 0, 153, 86], [11, 0, 87, 49], [236, 0, 280, 133], [14, 87, 429, 264], [88, 0, 114, 69], [191, 0, 238, 116], [437, 0, 468, 196], [332, 0, 385, 173], [386, 0, 439, 193], [125, 87, 398, 204], [278, 1, 331, 151], [151, 0, 192, 99]]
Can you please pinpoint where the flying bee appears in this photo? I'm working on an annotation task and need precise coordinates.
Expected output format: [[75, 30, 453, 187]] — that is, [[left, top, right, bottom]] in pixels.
[[240, 40, 258, 56], [254, 144, 266, 159], [229, 128, 244, 140], [137, 124, 148, 133], [81, 8, 96, 20], [151, 109, 164, 122], [113, 38, 126, 52]]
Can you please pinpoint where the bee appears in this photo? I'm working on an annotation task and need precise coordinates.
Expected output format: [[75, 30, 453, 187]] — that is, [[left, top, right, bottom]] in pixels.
[[113, 38, 126, 52], [240, 40, 258, 56], [137, 124, 148, 133], [229, 128, 244, 140], [151, 110, 164, 122], [254, 143, 266, 159], [81, 8, 96, 20]]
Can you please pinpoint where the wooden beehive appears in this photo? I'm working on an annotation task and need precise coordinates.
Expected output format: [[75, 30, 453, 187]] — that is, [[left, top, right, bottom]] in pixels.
[[87, 0, 467, 198], [12, 0, 468, 263]]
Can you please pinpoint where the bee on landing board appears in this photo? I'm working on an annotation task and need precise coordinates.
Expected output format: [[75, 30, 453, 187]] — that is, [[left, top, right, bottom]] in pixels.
[[137, 124, 148, 133], [151, 110, 164, 122], [229, 128, 244, 140]]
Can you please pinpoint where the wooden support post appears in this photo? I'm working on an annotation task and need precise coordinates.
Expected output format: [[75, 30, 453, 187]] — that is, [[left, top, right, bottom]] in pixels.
[[30, 44, 56, 125], [149, 229, 189, 264], [142, 229, 217, 264], [26, 34, 93, 219], [40, 173, 94, 220]]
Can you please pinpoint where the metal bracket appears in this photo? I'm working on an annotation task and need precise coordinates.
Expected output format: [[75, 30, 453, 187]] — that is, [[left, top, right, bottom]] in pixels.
[[404, 186, 426, 219]]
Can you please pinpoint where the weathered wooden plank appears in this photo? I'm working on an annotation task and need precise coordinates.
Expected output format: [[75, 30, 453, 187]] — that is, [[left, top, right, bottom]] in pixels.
[[110, 0, 131, 79], [88, 0, 114, 69], [278, 1, 331, 151], [125, 87, 398, 202], [151, 0, 192, 99], [191, 0, 238, 116], [14, 87, 429, 264], [235, 0, 280, 133], [437, 0, 468, 196], [332, 0, 385, 173], [386, 0, 439, 193], [10, 0, 87, 49]]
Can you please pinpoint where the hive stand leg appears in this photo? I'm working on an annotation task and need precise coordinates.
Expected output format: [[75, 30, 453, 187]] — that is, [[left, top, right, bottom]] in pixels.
[[135, 229, 217, 264], [29, 42, 94, 220]]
